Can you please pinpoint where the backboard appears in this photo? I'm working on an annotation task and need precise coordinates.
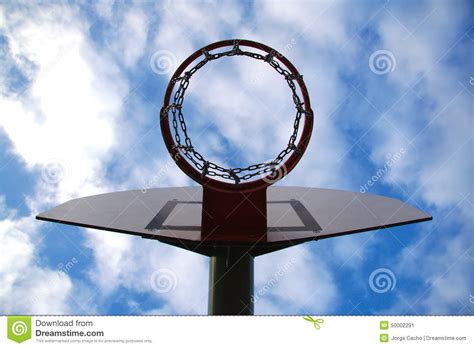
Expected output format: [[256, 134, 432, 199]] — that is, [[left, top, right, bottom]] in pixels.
[[36, 186, 431, 256]]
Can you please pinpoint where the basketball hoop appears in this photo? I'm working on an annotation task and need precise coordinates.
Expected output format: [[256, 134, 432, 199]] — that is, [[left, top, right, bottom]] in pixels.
[[160, 39, 313, 193], [37, 39, 431, 316]]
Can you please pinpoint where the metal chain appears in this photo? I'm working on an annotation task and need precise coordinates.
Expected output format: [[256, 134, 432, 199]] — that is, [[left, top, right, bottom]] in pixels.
[[163, 41, 312, 184]]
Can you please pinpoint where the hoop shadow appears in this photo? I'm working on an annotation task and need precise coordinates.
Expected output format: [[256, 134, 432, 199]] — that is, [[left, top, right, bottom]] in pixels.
[[145, 199, 322, 233]]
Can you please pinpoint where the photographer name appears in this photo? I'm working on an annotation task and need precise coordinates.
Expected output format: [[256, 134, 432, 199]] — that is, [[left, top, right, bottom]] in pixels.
[[391, 335, 467, 342]]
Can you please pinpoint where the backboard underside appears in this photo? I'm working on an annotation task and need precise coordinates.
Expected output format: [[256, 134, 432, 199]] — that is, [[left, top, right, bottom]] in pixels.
[[36, 186, 431, 255]]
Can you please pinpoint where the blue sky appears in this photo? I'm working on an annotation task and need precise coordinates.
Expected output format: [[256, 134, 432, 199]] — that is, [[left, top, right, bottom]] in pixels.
[[0, 0, 472, 315]]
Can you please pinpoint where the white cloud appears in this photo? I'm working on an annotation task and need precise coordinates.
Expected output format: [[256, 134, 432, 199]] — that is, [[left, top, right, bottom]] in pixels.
[[0, 214, 73, 313], [0, 4, 128, 204], [153, 0, 243, 68], [108, 8, 149, 68], [390, 222, 473, 314], [130, 156, 191, 192], [255, 0, 348, 46], [84, 230, 134, 294], [85, 229, 208, 314], [94, 0, 115, 20], [0, 195, 16, 220], [0, 2, 208, 315], [255, 245, 338, 314], [184, 58, 296, 164], [0, 3, 128, 313], [369, 2, 472, 218]]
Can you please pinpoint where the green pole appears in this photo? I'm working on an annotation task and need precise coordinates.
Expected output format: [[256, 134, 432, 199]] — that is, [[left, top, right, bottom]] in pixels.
[[208, 247, 254, 315]]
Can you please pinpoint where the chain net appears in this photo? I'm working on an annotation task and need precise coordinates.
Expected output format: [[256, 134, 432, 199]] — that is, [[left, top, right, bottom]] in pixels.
[[162, 41, 312, 184]]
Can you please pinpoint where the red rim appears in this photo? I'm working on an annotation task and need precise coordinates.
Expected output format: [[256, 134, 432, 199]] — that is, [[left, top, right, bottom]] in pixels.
[[160, 39, 313, 193]]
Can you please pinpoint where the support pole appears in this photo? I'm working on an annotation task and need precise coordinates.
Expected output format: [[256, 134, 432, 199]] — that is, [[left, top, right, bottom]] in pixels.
[[208, 247, 254, 315]]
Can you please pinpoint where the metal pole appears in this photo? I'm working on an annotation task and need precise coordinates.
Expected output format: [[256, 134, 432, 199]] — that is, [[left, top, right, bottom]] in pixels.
[[208, 247, 254, 315]]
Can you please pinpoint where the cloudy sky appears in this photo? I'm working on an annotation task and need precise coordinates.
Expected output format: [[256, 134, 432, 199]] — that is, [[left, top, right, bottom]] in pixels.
[[0, 0, 472, 315]]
